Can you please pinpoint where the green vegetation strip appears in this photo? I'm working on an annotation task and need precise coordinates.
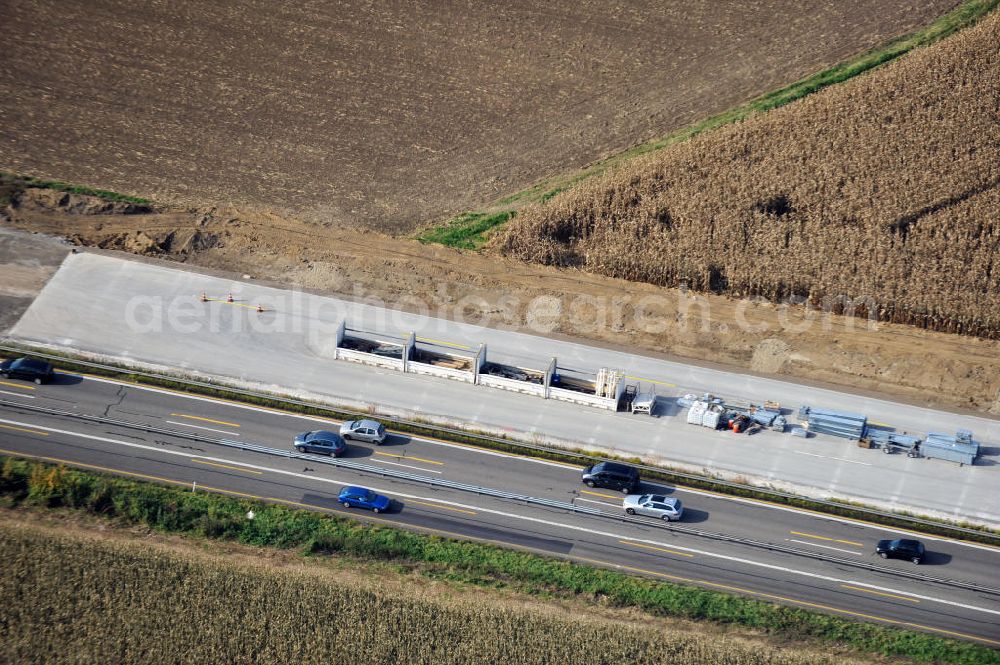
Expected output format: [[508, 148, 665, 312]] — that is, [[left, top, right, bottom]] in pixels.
[[0, 171, 151, 205], [1, 457, 997, 664], [4, 344, 997, 545], [417, 0, 1000, 248]]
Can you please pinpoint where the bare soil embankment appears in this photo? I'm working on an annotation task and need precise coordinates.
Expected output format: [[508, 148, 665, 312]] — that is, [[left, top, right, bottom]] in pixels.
[[4, 184, 1000, 416]]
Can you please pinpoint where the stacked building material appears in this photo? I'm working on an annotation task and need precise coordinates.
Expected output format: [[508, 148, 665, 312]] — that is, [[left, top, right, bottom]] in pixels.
[[686, 398, 727, 429], [750, 409, 780, 426], [798, 405, 867, 441], [923, 430, 979, 466]]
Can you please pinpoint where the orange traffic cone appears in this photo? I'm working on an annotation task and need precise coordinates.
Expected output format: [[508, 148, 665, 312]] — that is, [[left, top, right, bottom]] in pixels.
[[227, 292, 234, 303], [200, 292, 208, 302]]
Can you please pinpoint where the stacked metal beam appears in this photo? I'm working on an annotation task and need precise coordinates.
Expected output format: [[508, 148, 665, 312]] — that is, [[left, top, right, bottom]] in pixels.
[[798, 405, 867, 441], [923, 430, 979, 466]]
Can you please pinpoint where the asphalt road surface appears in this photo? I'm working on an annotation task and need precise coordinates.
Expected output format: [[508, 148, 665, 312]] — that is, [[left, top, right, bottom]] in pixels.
[[8, 252, 1000, 525], [0, 372, 997, 646]]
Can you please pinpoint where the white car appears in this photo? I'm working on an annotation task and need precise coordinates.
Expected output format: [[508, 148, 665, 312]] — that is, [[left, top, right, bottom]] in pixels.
[[623, 494, 683, 521], [339, 419, 387, 445]]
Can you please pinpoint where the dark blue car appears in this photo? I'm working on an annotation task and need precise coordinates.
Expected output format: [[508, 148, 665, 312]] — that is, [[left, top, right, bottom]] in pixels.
[[338, 486, 391, 513], [0, 357, 54, 384]]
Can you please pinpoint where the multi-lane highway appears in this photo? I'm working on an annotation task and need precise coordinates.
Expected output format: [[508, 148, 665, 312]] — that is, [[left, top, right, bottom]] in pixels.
[[10, 252, 1000, 524], [0, 371, 998, 646]]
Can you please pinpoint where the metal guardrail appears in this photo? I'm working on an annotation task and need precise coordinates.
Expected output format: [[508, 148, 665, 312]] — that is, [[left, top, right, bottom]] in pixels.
[[1, 397, 998, 596], [1, 342, 997, 542], [0, 398, 598, 517]]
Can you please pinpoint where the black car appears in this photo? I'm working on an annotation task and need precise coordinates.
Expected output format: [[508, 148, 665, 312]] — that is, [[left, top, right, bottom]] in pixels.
[[876, 538, 925, 564], [0, 357, 54, 385], [581, 461, 640, 493], [293, 430, 347, 457]]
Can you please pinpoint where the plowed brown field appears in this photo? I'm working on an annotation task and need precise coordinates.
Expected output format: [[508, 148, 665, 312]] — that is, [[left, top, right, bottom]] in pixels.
[[0, 0, 954, 231]]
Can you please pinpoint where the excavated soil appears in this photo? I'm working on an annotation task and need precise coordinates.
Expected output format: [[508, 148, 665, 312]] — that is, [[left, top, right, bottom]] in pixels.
[[4, 187, 999, 416], [0, 0, 955, 232]]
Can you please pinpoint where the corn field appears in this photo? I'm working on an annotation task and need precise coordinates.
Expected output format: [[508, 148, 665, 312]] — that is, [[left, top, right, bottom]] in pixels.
[[0, 523, 878, 665], [495, 11, 1000, 338]]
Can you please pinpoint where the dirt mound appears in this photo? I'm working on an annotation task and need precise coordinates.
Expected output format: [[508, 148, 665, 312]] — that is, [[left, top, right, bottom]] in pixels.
[[12, 188, 154, 216]]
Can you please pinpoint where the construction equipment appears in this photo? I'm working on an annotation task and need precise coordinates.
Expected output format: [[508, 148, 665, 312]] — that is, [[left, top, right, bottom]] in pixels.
[[685, 393, 785, 433], [865, 429, 922, 457], [728, 413, 751, 433], [620, 384, 637, 412]]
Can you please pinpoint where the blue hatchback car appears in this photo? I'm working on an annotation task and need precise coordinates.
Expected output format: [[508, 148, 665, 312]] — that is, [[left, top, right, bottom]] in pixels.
[[338, 486, 391, 513]]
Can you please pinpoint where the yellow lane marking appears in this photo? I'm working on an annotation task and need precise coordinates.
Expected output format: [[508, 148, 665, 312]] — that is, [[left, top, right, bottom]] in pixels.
[[868, 421, 893, 428], [374, 451, 444, 466], [619, 540, 695, 558], [168, 413, 241, 428], [201, 297, 264, 311], [1, 445, 997, 648], [573, 556, 1000, 646], [790, 531, 864, 547], [841, 585, 920, 603], [0, 380, 35, 391], [582, 489, 621, 500], [416, 337, 471, 350], [0, 423, 50, 436], [625, 375, 676, 387], [193, 459, 263, 475], [410, 499, 477, 515]]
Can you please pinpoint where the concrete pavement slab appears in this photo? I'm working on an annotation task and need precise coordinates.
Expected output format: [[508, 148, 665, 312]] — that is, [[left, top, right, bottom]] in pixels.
[[8, 251, 1000, 525]]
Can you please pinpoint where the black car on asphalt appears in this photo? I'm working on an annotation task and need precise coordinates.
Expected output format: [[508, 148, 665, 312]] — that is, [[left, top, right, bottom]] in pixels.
[[581, 461, 640, 493], [0, 357, 54, 384], [875, 538, 925, 564], [293, 430, 348, 457]]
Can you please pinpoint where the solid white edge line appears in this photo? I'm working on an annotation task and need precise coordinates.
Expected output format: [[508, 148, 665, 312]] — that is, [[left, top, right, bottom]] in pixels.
[[0, 390, 36, 399], [2, 414, 999, 619], [791, 450, 872, 466], [70, 374, 1000, 552]]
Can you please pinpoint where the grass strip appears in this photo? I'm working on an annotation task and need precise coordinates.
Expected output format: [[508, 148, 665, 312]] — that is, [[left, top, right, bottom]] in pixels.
[[3, 343, 997, 545], [0, 171, 151, 205], [417, 0, 1000, 248], [1, 456, 997, 664], [415, 210, 515, 249]]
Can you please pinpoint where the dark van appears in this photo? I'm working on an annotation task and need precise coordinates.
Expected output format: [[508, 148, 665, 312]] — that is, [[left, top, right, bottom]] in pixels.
[[581, 461, 639, 493]]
